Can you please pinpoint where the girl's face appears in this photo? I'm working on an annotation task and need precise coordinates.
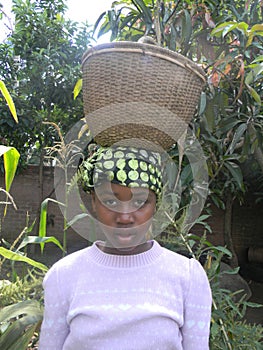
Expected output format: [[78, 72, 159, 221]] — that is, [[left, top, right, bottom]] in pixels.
[[91, 182, 156, 255]]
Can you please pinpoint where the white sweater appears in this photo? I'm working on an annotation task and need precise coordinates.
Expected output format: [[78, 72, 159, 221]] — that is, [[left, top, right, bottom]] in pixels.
[[39, 240, 212, 349]]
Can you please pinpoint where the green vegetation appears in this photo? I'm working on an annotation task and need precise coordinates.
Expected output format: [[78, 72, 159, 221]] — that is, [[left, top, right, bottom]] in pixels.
[[0, 0, 93, 167], [0, 0, 262, 349]]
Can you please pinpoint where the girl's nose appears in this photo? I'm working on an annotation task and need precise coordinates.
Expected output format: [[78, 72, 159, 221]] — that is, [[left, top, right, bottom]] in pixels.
[[116, 204, 134, 225]]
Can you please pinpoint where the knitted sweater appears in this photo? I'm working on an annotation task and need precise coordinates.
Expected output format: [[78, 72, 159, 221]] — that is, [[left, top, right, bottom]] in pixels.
[[39, 241, 212, 350]]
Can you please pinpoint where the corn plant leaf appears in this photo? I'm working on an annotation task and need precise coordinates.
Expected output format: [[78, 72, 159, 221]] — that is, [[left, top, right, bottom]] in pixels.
[[7, 324, 38, 350], [0, 146, 20, 193], [17, 235, 64, 252], [0, 247, 48, 271], [73, 78, 82, 99], [65, 213, 89, 229], [0, 300, 42, 324], [0, 80, 18, 123], [38, 198, 65, 253], [0, 301, 42, 350]]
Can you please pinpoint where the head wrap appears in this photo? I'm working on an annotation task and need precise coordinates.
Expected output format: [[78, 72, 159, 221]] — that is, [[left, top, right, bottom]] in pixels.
[[79, 145, 163, 200]]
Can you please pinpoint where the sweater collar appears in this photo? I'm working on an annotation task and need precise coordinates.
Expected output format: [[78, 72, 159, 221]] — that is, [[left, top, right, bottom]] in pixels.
[[89, 240, 163, 268]]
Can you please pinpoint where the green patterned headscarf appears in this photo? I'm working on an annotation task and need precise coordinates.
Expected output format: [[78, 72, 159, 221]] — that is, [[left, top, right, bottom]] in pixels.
[[79, 145, 163, 199]]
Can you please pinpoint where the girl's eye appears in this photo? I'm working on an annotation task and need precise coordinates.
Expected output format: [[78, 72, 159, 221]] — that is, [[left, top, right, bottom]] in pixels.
[[103, 199, 117, 207], [133, 199, 147, 208]]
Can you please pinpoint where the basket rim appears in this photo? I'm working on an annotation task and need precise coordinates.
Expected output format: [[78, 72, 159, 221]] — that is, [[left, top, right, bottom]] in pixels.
[[82, 41, 206, 83]]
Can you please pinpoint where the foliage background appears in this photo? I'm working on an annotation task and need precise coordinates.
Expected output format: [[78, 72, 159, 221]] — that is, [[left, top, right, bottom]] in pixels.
[[0, 0, 262, 349], [94, 0, 263, 268], [0, 0, 93, 167]]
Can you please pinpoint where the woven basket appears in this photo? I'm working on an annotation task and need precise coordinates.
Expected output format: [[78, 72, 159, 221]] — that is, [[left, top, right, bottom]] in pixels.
[[82, 41, 206, 151]]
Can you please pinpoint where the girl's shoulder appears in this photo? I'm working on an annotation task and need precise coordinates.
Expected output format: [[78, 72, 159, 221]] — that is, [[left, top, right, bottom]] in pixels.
[[159, 245, 207, 279], [160, 245, 191, 265], [46, 245, 92, 276]]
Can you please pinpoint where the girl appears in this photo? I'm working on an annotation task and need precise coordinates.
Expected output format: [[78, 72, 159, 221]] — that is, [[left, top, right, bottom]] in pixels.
[[39, 145, 212, 350]]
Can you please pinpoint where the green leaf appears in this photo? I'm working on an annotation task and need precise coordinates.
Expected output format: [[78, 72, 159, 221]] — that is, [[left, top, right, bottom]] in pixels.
[[195, 214, 211, 223], [73, 78, 82, 100], [17, 235, 64, 252], [224, 161, 244, 191], [245, 63, 263, 85], [97, 17, 111, 38], [222, 23, 238, 37], [245, 83, 261, 103], [245, 301, 263, 308], [131, 0, 153, 34], [133, 0, 152, 23], [203, 98, 218, 132], [65, 213, 89, 229], [211, 21, 236, 37], [180, 164, 193, 185], [0, 146, 20, 193], [251, 24, 263, 33], [0, 300, 42, 324], [217, 118, 240, 134], [0, 80, 18, 123], [198, 92, 207, 115], [221, 266, 240, 275], [7, 324, 38, 350], [236, 22, 249, 33], [224, 22, 248, 37], [0, 301, 42, 350], [251, 55, 263, 63], [0, 247, 48, 271], [182, 9, 192, 48], [227, 123, 247, 154], [93, 10, 107, 34], [120, 13, 140, 30], [38, 198, 65, 252], [211, 246, 232, 257]]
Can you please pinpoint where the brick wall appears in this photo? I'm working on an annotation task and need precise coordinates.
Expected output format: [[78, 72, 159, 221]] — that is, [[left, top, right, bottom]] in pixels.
[[0, 165, 262, 264], [0, 165, 87, 256]]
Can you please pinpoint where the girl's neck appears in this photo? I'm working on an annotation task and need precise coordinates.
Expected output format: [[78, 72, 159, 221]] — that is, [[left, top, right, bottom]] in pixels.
[[97, 241, 153, 256]]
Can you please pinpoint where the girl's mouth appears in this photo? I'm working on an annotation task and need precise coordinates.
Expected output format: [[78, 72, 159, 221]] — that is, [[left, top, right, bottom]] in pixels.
[[114, 232, 137, 245]]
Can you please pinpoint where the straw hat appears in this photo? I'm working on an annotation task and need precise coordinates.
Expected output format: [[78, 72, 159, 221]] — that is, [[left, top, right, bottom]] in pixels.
[[82, 41, 206, 151]]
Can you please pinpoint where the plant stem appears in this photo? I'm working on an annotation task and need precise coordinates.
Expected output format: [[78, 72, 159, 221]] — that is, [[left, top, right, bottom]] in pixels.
[[0, 226, 28, 272], [154, 0, 162, 45]]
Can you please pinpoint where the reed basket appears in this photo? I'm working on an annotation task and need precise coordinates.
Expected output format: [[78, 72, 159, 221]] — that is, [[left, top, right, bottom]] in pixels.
[[82, 41, 206, 151]]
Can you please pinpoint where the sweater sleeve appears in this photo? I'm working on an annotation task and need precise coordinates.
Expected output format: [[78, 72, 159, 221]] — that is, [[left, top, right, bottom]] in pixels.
[[38, 265, 69, 350], [181, 258, 212, 349]]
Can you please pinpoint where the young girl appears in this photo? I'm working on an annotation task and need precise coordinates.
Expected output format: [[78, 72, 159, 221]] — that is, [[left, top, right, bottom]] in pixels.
[[39, 145, 212, 350]]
